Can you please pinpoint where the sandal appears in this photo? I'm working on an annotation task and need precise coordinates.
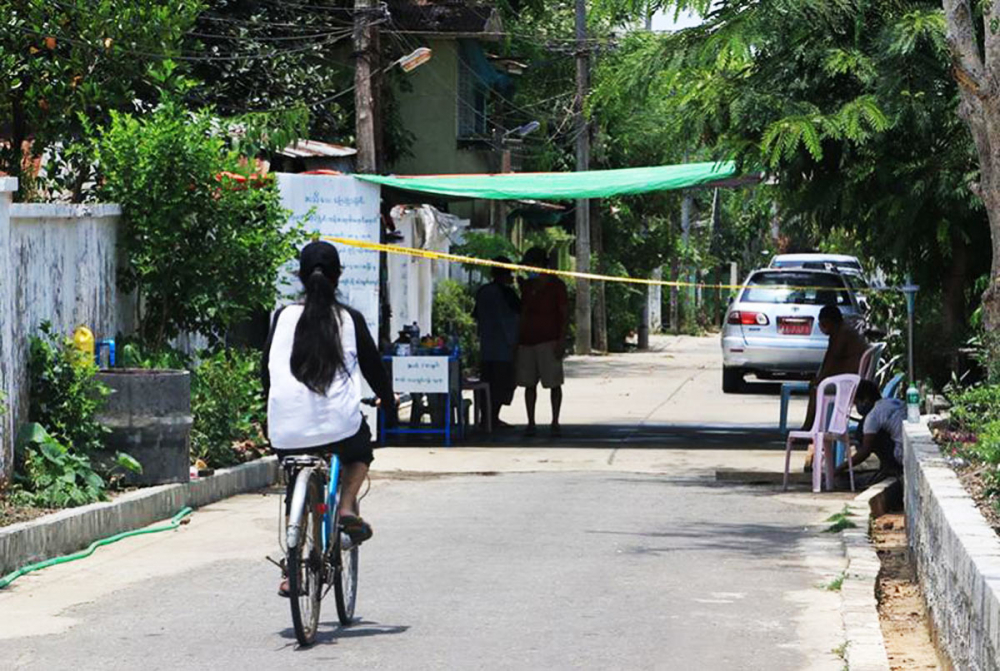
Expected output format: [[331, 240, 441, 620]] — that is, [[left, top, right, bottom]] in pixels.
[[278, 577, 290, 598], [339, 514, 373, 544]]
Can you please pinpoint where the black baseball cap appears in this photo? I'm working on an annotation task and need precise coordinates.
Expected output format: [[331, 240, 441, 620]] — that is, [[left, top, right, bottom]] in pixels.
[[299, 240, 342, 280]]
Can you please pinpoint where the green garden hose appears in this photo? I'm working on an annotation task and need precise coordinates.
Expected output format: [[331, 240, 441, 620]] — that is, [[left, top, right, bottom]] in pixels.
[[0, 507, 193, 590]]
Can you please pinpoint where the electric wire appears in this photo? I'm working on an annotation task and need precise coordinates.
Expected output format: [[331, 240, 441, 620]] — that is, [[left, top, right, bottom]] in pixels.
[[16, 25, 355, 63]]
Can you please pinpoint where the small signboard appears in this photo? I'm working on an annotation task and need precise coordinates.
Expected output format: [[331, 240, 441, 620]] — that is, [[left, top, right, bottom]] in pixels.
[[392, 356, 450, 393]]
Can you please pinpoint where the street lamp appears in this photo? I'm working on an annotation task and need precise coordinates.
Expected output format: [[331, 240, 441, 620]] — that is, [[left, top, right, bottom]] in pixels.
[[396, 47, 432, 73], [504, 120, 541, 139]]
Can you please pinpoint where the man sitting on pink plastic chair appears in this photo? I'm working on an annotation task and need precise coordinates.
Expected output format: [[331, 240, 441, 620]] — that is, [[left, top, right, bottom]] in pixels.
[[800, 305, 868, 470]]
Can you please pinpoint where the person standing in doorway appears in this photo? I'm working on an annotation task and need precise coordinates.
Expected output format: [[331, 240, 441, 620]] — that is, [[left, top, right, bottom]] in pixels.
[[473, 257, 521, 428], [517, 247, 569, 438]]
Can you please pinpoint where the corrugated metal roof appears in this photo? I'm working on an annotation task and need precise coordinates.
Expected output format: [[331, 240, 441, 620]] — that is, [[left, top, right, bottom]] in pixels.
[[279, 140, 357, 159]]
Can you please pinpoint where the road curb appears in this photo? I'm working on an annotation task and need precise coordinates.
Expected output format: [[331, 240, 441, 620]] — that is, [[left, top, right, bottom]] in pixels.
[[839, 480, 895, 671], [0, 456, 279, 576]]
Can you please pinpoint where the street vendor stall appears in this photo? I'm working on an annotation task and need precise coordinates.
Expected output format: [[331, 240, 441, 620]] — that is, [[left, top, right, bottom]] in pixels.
[[381, 326, 463, 445]]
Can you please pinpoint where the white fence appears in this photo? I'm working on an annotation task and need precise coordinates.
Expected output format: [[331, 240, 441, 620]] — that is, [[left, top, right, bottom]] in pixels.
[[0, 179, 132, 482]]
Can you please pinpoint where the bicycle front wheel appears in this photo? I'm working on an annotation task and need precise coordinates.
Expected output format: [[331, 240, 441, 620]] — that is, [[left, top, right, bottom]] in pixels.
[[333, 511, 360, 625], [288, 475, 323, 645]]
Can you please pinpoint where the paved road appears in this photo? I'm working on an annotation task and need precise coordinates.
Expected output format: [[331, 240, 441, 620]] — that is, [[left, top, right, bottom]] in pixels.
[[0, 336, 849, 670]]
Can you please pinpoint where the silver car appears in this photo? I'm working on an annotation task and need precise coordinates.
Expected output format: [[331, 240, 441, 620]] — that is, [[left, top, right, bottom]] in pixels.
[[721, 268, 861, 392]]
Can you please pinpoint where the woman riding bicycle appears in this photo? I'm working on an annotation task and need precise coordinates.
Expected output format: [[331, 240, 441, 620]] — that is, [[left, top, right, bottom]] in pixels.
[[263, 240, 396, 558]]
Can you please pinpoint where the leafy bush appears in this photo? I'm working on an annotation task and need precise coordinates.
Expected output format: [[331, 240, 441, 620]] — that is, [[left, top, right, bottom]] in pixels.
[[190, 349, 268, 468], [949, 384, 1000, 434], [432, 280, 479, 369], [12, 424, 106, 508], [94, 102, 304, 350], [11, 424, 141, 508], [117, 339, 191, 371], [524, 226, 574, 264], [28, 322, 109, 454], [16, 324, 142, 507], [604, 261, 642, 352], [453, 231, 519, 273], [944, 384, 1000, 500]]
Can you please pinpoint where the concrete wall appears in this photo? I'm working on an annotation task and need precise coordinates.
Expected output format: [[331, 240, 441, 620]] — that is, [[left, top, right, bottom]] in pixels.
[[0, 180, 132, 481], [904, 420, 1000, 670]]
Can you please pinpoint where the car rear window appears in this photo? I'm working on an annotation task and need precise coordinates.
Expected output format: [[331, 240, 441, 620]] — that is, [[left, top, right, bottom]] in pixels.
[[742, 272, 851, 306]]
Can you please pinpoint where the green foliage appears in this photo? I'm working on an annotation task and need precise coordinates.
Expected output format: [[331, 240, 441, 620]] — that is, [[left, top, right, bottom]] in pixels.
[[28, 322, 109, 454], [943, 385, 1000, 499], [118, 340, 192, 371], [187, 1, 411, 164], [190, 349, 268, 468], [453, 231, 520, 273], [823, 571, 846, 592], [604, 261, 643, 352], [949, 385, 1000, 435], [93, 102, 304, 350], [524, 226, 576, 263], [12, 423, 105, 508], [0, 0, 204, 200], [593, 0, 989, 377], [432, 280, 479, 368]]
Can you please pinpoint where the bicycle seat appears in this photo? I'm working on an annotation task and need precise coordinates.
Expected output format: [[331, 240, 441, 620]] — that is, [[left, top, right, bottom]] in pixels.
[[280, 455, 326, 469]]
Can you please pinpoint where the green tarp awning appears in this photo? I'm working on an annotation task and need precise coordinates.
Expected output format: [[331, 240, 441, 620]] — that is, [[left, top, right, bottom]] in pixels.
[[355, 161, 736, 200]]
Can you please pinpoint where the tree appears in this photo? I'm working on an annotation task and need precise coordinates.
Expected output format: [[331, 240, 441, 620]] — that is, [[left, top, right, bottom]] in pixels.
[[942, 0, 1000, 336], [93, 102, 304, 349], [0, 0, 203, 200], [595, 0, 991, 371], [186, 0, 412, 165]]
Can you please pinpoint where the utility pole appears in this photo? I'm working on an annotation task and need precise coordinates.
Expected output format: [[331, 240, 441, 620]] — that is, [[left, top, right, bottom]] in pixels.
[[591, 199, 608, 352], [574, 0, 591, 355], [354, 0, 376, 174], [671, 195, 692, 334]]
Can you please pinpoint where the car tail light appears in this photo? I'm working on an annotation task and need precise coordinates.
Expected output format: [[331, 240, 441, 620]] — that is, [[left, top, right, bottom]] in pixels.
[[728, 310, 769, 326]]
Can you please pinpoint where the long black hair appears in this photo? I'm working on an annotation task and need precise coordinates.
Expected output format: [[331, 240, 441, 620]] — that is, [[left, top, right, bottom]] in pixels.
[[290, 241, 345, 394]]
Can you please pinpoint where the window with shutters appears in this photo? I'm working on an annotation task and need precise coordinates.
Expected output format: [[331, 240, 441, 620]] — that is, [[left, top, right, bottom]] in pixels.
[[457, 56, 488, 140]]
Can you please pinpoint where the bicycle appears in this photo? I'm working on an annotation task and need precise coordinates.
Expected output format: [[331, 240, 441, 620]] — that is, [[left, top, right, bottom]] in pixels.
[[279, 451, 360, 646]]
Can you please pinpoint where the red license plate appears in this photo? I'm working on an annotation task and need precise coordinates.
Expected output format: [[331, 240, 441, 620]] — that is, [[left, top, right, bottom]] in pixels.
[[778, 318, 813, 335]]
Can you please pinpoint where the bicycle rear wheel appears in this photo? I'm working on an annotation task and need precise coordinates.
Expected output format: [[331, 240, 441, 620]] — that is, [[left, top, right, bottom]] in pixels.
[[288, 475, 323, 645], [333, 510, 359, 625]]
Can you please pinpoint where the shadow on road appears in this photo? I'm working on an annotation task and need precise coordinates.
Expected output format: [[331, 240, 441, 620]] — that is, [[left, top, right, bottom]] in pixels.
[[281, 620, 410, 648], [584, 521, 807, 558], [398, 423, 788, 451]]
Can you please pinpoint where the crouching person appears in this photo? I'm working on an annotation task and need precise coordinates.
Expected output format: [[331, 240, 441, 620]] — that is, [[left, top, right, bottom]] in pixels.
[[838, 379, 904, 485]]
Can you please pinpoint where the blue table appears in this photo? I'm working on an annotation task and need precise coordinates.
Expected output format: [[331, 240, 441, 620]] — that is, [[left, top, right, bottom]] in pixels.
[[380, 352, 462, 446]]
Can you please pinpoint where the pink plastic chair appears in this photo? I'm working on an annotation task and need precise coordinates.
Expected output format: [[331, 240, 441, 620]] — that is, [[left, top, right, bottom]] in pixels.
[[783, 373, 861, 493]]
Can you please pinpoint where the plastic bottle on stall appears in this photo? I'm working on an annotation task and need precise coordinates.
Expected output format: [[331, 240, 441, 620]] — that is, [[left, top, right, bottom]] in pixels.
[[409, 323, 420, 352], [906, 384, 921, 424]]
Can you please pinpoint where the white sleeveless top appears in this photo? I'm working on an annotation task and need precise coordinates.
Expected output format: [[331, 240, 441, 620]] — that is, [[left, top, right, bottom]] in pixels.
[[266, 305, 362, 449]]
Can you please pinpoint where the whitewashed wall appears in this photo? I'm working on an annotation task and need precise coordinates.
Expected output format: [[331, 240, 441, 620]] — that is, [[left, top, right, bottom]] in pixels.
[[0, 180, 132, 482]]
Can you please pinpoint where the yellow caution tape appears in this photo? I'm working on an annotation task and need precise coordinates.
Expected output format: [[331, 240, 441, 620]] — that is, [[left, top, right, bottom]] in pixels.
[[322, 235, 897, 293]]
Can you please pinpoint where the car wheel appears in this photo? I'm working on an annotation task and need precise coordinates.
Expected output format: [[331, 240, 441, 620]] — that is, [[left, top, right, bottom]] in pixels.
[[722, 367, 745, 394]]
